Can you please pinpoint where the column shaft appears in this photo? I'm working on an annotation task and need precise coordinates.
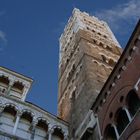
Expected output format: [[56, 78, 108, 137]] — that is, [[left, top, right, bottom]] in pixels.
[[113, 125, 119, 140], [13, 115, 20, 135]]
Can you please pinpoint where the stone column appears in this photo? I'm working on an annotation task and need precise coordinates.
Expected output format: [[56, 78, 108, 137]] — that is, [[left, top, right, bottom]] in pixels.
[[0, 106, 4, 124], [30, 119, 38, 140], [7, 80, 14, 95], [13, 111, 22, 135], [0, 106, 4, 116], [47, 125, 54, 140], [96, 116, 103, 140], [21, 86, 29, 101], [124, 107, 132, 122]]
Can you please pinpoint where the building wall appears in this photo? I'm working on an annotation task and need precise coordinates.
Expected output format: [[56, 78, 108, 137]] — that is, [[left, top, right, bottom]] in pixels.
[[93, 21, 140, 140], [0, 94, 68, 140]]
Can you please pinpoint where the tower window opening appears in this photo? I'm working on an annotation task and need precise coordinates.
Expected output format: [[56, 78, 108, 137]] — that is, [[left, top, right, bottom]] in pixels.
[[101, 55, 106, 63], [109, 59, 116, 67], [106, 45, 112, 51], [99, 42, 104, 48], [67, 64, 76, 82], [87, 27, 90, 30], [93, 39, 97, 44], [66, 58, 70, 64], [103, 35, 107, 39]]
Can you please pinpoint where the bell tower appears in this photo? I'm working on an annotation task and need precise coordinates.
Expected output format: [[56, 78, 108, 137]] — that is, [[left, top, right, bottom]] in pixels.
[[58, 8, 122, 133]]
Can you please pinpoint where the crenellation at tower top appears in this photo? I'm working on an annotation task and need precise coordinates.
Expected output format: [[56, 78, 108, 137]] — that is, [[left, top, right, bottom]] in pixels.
[[59, 8, 122, 72]]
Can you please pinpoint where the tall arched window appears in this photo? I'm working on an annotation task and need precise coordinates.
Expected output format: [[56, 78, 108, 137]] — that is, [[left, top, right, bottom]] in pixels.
[[104, 124, 117, 140], [16, 111, 33, 139], [35, 119, 48, 140], [0, 105, 17, 133], [52, 127, 64, 140], [126, 90, 140, 116], [115, 108, 130, 134]]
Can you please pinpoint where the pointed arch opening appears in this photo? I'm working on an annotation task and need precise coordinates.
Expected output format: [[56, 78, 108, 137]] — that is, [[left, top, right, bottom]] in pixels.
[[104, 124, 117, 140], [115, 108, 130, 135], [126, 90, 140, 116]]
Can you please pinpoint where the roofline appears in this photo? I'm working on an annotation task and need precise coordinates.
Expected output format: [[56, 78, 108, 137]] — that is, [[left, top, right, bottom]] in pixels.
[[91, 19, 140, 110], [0, 66, 33, 82], [26, 100, 69, 125]]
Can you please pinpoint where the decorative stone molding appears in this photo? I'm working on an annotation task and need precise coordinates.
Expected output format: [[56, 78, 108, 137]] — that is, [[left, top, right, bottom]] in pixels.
[[0, 96, 68, 139]]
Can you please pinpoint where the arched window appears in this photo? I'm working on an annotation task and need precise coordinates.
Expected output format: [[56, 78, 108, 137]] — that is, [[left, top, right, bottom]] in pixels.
[[52, 127, 64, 140], [126, 90, 140, 116], [2, 105, 17, 117], [115, 108, 130, 134], [12, 81, 24, 93], [0, 105, 17, 133], [35, 119, 48, 139], [20, 111, 33, 123], [16, 111, 33, 139], [104, 124, 117, 140], [0, 76, 9, 86]]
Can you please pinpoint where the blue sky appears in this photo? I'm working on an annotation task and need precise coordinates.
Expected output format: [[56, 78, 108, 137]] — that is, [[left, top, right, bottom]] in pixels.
[[0, 0, 139, 115]]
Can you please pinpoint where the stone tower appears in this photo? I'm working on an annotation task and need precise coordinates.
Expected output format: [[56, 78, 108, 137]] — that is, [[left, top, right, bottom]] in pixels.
[[58, 8, 122, 135]]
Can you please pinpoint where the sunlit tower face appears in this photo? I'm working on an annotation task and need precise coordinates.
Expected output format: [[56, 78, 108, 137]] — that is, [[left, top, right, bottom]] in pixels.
[[58, 8, 122, 132]]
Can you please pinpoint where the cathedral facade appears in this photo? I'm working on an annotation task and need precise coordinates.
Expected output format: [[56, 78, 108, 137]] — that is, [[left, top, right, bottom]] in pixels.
[[0, 8, 140, 140]]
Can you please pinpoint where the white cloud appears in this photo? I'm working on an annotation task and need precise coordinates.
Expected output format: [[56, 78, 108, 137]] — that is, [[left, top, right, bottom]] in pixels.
[[0, 10, 7, 51], [0, 30, 7, 51], [95, 0, 140, 31], [0, 31, 7, 43]]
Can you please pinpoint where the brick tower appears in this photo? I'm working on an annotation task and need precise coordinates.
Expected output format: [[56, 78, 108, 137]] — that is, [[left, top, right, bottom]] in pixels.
[[58, 8, 122, 135]]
